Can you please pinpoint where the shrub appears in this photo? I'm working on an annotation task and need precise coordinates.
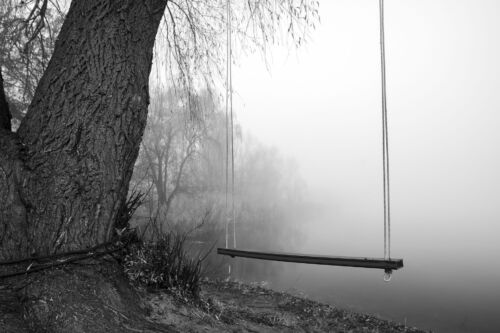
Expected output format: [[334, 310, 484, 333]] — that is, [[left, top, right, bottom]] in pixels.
[[123, 232, 203, 297]]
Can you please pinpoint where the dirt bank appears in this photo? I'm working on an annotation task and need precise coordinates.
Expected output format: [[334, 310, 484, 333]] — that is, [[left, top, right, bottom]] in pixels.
[[146, 280, 427, 333], [1, 265, 427, 332]]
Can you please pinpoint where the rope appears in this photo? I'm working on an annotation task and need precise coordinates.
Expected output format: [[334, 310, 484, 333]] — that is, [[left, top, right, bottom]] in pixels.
[[224, 0, 236, 274], [0, 241, 115, 266], [221, 2, 393, 273], [224, 0, 236, 250], [0, 245, 125, 280], [379, 0, 391, 260], [224, 0, 231, 251], [229, 0, 236, 250], [0, 239, 130, 280]]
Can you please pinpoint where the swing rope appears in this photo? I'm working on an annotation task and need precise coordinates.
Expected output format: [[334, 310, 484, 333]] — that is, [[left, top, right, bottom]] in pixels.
[[225, 0, 236, 252], [218, 1, 402, 276], [379, 0, 391, 260]]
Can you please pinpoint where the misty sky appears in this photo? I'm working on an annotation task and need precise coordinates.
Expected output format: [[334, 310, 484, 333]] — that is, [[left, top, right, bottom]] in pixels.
[[231, 0, 500, 257], [230, 2, 500, 330]]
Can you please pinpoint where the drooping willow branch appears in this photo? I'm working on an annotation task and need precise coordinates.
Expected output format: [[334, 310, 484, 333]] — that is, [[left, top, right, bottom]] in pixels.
[[153, 0, 319, 117]]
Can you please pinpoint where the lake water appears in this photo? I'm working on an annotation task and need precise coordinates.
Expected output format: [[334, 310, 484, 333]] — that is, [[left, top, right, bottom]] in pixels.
[[261, 211, 500, 333]]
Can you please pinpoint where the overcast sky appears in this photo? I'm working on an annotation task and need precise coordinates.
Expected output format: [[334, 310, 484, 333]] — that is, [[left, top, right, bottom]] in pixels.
[[229, 2, 500, 330], [231, 0, 500, 257]]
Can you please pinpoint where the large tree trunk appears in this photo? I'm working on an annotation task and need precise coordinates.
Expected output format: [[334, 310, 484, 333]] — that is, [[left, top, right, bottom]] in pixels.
[[1, 1, 174, 331], [1, 0, 167, 259]]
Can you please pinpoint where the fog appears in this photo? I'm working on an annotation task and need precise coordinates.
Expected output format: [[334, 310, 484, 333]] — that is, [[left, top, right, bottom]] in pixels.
[[230, 1, 500, 332]]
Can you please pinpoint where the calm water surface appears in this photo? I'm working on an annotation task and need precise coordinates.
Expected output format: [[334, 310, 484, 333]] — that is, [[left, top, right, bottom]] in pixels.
[[262, 213, 500, 333]]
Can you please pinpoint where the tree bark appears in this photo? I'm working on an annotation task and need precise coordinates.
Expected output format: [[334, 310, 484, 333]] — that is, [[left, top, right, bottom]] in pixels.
[[1, 1, 175, 331], [1, 0, 168, 259], [0, 65, 29, 260]]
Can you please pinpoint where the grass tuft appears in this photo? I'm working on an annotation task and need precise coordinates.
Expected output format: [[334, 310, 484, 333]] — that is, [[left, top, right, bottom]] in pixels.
[[123, 232, 203, 297]]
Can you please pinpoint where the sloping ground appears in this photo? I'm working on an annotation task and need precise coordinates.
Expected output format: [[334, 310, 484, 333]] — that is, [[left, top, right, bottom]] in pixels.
[[1, 265, 427, 333], [146, 280, 427, 333], [0, 264, 176, 333]]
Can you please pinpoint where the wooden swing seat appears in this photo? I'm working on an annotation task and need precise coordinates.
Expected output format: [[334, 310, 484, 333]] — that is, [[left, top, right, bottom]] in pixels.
[[217, 248, 403, 270]]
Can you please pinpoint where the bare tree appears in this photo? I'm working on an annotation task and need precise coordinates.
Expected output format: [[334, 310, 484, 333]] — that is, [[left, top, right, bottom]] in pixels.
[[136, 88, 212, 232], [0, 1, 65, 124]]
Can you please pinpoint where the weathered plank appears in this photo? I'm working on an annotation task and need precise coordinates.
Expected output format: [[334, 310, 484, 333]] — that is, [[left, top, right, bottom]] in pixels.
[[217, 248, 403, 270]]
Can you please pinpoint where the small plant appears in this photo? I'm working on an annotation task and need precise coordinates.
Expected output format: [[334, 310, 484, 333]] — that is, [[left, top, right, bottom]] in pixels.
[[123, 232, 203, 297]]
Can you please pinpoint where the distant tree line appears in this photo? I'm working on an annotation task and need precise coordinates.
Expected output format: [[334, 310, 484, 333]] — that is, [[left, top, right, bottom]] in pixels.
[[130, 84, 311, 279]]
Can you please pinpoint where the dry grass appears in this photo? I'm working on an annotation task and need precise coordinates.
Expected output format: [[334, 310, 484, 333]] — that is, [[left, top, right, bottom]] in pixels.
[[123, 232, 203, 297]]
